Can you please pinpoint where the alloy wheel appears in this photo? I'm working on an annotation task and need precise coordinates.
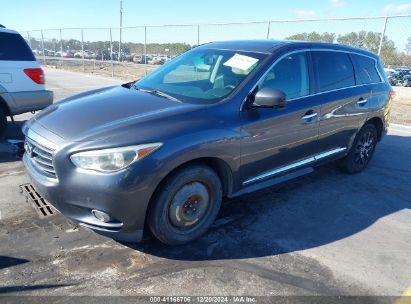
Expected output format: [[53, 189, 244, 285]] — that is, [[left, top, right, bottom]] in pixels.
[[353, 130, 375, 170]]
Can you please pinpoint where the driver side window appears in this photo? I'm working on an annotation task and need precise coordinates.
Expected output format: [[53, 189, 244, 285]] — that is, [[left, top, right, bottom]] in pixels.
[[260, 52, 309, 100]]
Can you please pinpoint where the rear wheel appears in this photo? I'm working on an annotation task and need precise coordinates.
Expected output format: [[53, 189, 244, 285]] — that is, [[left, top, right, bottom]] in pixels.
[[0, 108, 7, 141], [338, 124, 378, 174], [148, 165, 222, 245]]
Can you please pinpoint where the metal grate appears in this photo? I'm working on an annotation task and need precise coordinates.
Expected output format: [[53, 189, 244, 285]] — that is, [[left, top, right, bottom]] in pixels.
[[25, 138, 56, 178], [20, 184, 56, 218]]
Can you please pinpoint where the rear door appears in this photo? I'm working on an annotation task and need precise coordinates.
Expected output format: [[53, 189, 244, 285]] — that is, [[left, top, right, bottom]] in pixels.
[[0, 30, 42, 93], [351, 53, 388, 114], [312, 50, 369, 156]]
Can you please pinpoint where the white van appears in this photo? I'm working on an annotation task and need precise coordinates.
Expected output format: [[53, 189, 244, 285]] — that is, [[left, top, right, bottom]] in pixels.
[[0, 25, 53, 138]]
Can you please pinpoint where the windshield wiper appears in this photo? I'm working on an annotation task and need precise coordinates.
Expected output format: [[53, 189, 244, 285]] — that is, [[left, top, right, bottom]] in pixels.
[[135, 87, 180, 102]]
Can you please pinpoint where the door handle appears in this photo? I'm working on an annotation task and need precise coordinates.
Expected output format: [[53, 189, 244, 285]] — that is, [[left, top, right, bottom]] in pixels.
[[357, 99, 368, 106], [301, 112, 318, 123]]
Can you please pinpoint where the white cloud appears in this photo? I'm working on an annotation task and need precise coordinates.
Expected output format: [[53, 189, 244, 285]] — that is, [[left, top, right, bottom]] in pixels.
[[293, 9, 317, 17], [331, 0, 345, 8], [383, 3, 411, 15]]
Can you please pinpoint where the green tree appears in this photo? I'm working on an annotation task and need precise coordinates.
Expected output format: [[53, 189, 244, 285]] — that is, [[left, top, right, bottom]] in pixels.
[[286, 31, 335, 43], [337, 31, 396, 64]]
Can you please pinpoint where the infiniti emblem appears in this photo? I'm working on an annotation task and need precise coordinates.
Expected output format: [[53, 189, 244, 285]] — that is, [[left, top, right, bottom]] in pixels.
[[24, 141, 34, 157]]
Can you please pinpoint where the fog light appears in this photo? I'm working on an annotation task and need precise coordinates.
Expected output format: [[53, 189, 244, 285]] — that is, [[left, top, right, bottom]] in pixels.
[[91, 209, 111, 223]]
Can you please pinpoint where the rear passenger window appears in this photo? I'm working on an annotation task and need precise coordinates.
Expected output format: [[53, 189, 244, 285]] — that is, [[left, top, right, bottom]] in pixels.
[[312, 51, 355, 92], [0, 32, 35, 61], [260, 52, 309, 99], [351, 54, 381, 84]]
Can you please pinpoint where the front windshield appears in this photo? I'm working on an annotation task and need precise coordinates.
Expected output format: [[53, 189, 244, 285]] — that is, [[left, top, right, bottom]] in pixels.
[[136, 49, 266, 104]]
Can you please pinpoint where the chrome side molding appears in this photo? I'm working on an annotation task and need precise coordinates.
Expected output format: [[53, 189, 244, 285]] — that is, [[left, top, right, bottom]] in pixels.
[[243, 147, 347, 185]]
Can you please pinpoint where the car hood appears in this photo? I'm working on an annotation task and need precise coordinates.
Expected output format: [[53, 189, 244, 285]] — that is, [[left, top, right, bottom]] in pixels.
[[32, 85, 195, 142]]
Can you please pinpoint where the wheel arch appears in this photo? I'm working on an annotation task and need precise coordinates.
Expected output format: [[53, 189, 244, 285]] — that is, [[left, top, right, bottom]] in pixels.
[[0, 95, 11, 116], [366, 116, 384, 141]]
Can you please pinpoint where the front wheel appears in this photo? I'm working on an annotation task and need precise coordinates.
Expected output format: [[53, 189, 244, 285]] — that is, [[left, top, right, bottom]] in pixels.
[[338, 124, 378, 174], [148, 165, 222, 245]]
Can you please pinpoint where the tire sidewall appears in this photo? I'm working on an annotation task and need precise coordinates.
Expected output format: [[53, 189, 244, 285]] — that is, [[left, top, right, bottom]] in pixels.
[[148, 165, 222, 245], [346, 124, 378, 173]]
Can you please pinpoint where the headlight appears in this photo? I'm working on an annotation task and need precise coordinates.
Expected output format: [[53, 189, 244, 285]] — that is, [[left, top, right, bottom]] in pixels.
[[70, 143, 162, 173]]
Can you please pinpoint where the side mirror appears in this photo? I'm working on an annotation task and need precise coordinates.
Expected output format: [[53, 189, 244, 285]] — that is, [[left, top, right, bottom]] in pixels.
[[252, 87, 287, 108]]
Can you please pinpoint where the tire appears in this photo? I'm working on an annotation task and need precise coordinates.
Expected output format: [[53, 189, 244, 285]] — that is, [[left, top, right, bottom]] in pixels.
[[338, 123, 378, 174], [0, 107, 7, 141], [148, 165, 222, 245]]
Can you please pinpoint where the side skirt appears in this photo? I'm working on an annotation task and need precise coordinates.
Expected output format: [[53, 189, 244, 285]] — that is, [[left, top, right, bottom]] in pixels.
[[229, 167, 314, 198]]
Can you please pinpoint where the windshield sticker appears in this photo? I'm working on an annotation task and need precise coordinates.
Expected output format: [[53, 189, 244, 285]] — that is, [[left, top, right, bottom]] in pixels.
[[223, 53, 259, 71]]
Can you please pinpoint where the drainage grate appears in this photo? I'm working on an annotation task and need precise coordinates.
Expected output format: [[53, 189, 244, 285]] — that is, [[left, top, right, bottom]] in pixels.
[[20, 183, 56, 218]]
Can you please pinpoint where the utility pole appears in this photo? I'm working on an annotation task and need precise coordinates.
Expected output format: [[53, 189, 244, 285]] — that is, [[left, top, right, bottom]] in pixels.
[[119, 0, 123, 62]]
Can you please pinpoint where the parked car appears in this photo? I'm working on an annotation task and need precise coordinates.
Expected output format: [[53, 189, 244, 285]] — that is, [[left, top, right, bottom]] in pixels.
[[402, 74, 411, 87], [148, 56, 165, 65], [63, 51, 75, 58], [74, 50, 94, 59], [0, 26, 53, 139], [44, 49, 55, 57], [384, 68, 395, 77], [94, 50, 112, 61], [55, 51, 67, 57], [32, 49, 43, 56], [23, 40, 392, 245], [389, 69, 411, 86], [133, 55, 150, 64]]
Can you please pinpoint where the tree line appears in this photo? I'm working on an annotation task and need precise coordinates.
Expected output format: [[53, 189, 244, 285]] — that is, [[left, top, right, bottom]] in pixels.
[[28, 38, 192, 56], [286, 31, 411, 66], [27, 30, 411, 66]]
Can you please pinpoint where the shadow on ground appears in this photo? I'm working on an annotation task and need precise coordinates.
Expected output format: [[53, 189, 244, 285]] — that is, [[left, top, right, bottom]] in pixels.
[[0, 284, 71, 294], [0, 120, 26, 163], [122, 134, 411, 261], [0, 256, 29, 270]]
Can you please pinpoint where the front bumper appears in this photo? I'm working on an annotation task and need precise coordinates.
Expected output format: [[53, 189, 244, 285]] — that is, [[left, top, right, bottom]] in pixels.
[[23, 151, 152, 242]]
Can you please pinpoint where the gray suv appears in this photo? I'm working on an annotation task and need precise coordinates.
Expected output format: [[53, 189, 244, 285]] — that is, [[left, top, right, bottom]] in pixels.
[[23, 40, 392, 245]]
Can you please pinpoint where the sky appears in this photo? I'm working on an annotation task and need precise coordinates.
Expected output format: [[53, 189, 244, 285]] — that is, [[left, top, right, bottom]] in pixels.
[[1, 0, 411, 49]]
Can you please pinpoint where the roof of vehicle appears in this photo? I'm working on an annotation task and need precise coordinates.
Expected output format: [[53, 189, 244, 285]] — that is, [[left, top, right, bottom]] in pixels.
[[198, 40, 379, 58], [0, 27, 19, 35]]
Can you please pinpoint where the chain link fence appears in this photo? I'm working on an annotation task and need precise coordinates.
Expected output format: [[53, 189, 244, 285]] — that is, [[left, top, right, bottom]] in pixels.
[[23, 15, 411, 81]]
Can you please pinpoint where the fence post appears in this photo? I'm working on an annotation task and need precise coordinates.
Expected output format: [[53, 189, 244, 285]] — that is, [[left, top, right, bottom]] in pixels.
[[41, 30, 46, 65], [197, 24, 200, 46], [27, 32, 32, 49], [144, 26, 147, 76], [59, 29, 63, 68], [378, 17, 388, 56], [81, 29, 85, 73], [110, 28, 114, 77], [266, 21, 271, 40], [119, 27, 122, 63]]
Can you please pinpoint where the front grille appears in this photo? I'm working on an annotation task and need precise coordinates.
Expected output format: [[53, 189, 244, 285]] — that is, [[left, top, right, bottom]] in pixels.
[[25, 137, 57, 178]]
